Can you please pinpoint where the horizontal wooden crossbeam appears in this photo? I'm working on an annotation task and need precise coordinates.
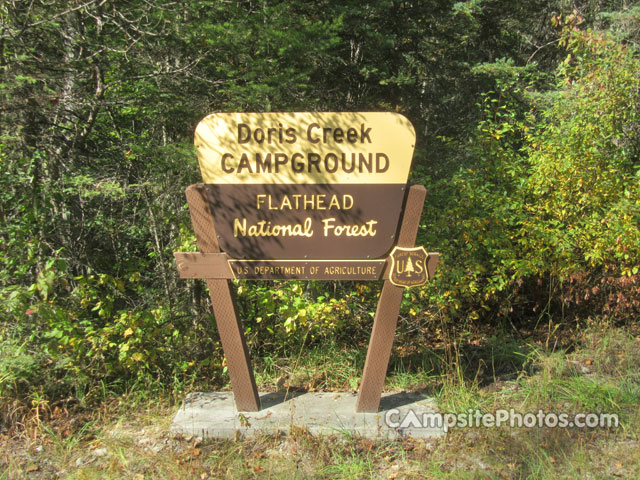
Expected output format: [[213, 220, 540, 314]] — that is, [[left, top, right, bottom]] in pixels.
[[174, 252, 234, 278], [174, 252, 439, 281]]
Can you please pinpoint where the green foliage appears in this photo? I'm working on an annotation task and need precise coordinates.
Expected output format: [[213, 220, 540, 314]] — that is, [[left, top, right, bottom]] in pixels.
[[415, 63, 537, 322], [0, 338, 43, 398], [416, 20, 640, 325], [522, 27, 640, 278], [237, 281, 378, 354]]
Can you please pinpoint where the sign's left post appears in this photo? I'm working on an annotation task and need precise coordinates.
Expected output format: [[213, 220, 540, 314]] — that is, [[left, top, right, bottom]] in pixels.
[[185, 184, 260, 412]]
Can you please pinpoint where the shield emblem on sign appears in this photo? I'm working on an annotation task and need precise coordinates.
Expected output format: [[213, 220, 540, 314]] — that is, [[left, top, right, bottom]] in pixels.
[[389, 246, 429, 288]]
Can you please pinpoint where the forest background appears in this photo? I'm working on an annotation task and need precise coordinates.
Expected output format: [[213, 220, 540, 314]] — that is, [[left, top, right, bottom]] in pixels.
[[1, 0, 639, 423]]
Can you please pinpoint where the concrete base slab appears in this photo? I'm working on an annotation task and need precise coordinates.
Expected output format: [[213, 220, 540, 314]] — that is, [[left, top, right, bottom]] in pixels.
[[171, 391, 445, 440]]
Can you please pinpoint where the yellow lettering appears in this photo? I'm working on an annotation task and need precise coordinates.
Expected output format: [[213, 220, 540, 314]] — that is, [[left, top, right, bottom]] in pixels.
[[233, 218, 246, 236], [233, 217, 313, 237], [304, 195, 314, 209], [316, 194, 326, 210], [323, 218, 335, 236], [255, 193, 355, 211], [321, 218, 378, 237]]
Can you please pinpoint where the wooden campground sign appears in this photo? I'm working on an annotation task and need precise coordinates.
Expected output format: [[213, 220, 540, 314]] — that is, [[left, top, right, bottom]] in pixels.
[[174, 112, 439, 412]]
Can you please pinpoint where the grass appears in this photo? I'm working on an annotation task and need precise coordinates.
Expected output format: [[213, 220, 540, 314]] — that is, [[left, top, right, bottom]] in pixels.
[[253, 340, 368, 393], [1, 319, 639, 479]]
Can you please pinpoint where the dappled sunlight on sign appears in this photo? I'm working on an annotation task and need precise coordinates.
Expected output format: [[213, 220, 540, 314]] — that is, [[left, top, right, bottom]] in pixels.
[[194, 112, 415, 185]]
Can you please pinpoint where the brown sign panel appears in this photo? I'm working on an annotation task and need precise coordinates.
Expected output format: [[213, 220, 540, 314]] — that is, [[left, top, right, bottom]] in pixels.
[[194, 112, 416, 261], [174, 251, 440, 281], [229, 259, 385, 280], [389, 246, 429, 288], [205, 184, 405, 260]]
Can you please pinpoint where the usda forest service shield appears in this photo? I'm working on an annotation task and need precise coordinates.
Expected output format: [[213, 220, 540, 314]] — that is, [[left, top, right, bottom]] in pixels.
[[389, 246, 429, 288]]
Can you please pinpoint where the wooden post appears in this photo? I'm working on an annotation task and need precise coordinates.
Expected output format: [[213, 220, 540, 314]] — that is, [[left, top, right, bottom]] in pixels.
[[185, 184, 260, 412], [356, 184, 426, 412]]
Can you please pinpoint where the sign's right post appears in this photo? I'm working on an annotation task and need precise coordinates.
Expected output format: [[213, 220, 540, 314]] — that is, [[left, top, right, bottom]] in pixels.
[[356, 184, 428, 413]]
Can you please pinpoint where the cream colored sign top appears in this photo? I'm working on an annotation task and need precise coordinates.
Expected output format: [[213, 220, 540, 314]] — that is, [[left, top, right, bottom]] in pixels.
[[194, 112, 415, 184]]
